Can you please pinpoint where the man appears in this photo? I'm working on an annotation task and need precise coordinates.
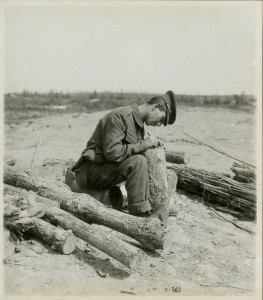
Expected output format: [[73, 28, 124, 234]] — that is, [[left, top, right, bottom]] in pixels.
[[72, 90, 176, 217]]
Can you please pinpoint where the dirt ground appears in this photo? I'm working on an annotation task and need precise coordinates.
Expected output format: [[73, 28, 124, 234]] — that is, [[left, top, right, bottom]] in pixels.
[[3, 106, 259, 297]]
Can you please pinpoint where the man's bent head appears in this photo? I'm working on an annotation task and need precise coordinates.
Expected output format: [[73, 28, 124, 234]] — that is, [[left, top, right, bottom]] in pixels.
[[145, 91, 177, 127]]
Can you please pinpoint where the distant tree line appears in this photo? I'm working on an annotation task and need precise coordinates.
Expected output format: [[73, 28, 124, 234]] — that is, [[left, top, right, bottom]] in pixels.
[[4, 90, 256, 124]]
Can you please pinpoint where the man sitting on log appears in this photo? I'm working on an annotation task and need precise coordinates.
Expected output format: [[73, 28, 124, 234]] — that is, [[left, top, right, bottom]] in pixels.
[[71, 91, 176, 217]]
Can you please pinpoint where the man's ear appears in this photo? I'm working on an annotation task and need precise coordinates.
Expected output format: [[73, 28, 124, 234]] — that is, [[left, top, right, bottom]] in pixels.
[[152, 104, 159, 111]]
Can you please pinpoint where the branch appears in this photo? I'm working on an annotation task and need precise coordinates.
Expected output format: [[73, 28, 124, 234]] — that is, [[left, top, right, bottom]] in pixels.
[[183, 131, 255, 168]]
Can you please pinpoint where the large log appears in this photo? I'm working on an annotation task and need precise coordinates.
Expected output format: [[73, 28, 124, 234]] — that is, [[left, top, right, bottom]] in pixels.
[[44, 206, 144, 268], [165, 150, 190, 164], [144, 148, 169, 226], [6, 217, 76, 254], [4, 166, 165, 251]]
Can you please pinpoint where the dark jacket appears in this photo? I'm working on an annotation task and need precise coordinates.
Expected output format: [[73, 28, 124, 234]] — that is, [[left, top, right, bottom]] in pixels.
[[74, 104, 149, 168]]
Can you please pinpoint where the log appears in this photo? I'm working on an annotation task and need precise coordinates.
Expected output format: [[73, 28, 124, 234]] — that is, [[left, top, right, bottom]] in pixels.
[[231, 167, 256, 179], [144, 148, 169, 226], [233, 174, 256, 184], [4, 166, 165, 251], [4, 184, 60, 210], [6, 175, 139, 266], [165, 150, 190, 164], [6, 217, 76, 254], [231, 162, 256, 184], [4, 185, 51, 225], [44, 206, 144, 268]]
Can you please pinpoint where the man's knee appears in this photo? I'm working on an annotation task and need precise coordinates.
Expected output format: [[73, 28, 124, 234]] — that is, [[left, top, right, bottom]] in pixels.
[[130, 154, 147, 170]]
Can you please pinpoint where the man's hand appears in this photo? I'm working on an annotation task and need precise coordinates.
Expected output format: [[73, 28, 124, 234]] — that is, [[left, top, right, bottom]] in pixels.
[[145, 135, 162, 149]]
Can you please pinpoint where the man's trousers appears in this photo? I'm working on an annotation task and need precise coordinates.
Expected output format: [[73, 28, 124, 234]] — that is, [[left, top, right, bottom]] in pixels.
[[74, 154, 152, 215]]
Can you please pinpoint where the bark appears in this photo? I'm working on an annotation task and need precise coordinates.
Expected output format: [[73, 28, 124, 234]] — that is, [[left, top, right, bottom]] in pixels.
[[233, 174, 256, 184], [4, 184, 60, 210], [231, 165, 256, 178], [6, 217, 76, 254], [165, 150, 190, 164], [44, 206, 144, 268], [144, 148, 169, 226], [231, 163, 256, 184], [4, 166, 165, 251]]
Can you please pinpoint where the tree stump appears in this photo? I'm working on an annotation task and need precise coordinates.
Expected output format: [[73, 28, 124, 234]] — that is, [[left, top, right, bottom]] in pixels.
[[144, 148, 169, 226]]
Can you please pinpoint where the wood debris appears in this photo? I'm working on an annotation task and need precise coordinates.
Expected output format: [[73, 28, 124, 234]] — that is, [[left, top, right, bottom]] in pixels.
[[168, 164, 256, 219]]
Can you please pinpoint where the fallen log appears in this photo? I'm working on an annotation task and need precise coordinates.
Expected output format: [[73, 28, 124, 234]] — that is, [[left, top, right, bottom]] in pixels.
[[231, 162, 256, 184], [6, 217, 76, 254], [4, 166, 165, 251], [233, 174, 255, 184], [144, 148, 169, 226], [231, 167, 256, 179], [4, 184, 141, 267], [44, 206, 144, 268], [165, 150, 190, 164], [4, 184, 60, 209]]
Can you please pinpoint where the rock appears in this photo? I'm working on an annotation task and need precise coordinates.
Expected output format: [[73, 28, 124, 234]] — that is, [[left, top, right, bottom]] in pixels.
[[6, 159, 16, 166]]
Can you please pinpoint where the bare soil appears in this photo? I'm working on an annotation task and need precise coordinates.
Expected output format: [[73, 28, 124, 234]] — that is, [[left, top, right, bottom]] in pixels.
[[3, 106, 258, 297]]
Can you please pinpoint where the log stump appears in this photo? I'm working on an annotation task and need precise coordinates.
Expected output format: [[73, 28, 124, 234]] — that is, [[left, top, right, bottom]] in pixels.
[[144, 148, 169, 226], [165, 150, 190, 164]]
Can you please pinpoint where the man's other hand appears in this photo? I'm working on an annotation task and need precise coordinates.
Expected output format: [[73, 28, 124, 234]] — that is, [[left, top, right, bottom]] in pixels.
[[145, 136, 161, 149]]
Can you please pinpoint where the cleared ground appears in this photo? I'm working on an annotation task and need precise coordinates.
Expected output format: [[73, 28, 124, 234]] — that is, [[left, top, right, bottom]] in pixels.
[[3, 105, 258, 296]]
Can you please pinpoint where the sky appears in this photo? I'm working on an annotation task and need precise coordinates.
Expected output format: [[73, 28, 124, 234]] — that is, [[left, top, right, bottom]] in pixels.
[[3, 1, 262, 95]]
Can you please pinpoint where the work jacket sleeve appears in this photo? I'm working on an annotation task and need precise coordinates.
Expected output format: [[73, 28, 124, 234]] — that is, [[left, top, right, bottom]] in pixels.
[[102, 113, 149, 162]]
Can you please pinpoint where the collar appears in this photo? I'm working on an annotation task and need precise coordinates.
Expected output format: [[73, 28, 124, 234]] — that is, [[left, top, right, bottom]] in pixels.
[[131, 104, 144, 128]]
